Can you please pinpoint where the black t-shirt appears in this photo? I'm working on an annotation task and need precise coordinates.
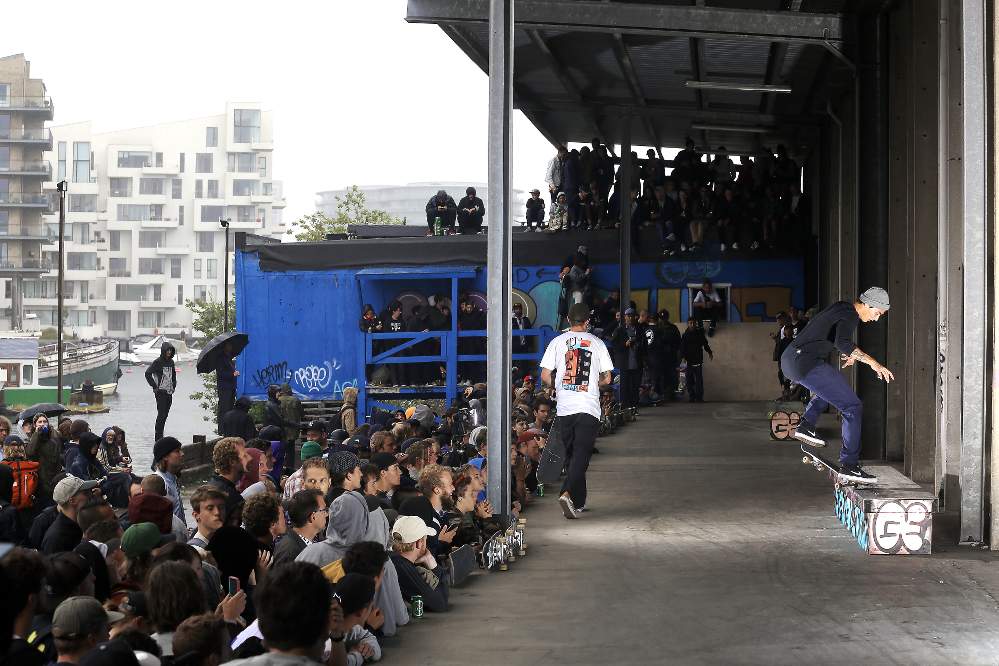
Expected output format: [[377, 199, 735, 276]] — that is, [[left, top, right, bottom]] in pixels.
[[782, 301, 858, 378], [41, 512, 83, 555]]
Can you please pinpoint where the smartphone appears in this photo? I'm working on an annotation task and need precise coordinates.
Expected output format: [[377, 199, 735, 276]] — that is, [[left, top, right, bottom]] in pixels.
[[228, 576, 240, 596]]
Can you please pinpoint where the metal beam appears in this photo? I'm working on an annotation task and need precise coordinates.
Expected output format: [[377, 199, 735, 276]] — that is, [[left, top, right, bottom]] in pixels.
[[526, 29, 604, 138], [611, 33, 663, 155], [619, 117, 632, 306], [485, 0, 513, 519], [758, 0, 804, 115], [688, 37, 708, 147], [518, 98, 819, 126], [406, 0, 844, 45]]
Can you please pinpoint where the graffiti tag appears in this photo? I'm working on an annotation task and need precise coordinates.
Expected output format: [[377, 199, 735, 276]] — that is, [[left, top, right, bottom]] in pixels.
[[252, 361, 289, 388], [870, 500, 932, 555], [294, 362, 333, 393], [834, 487, 869, 552]]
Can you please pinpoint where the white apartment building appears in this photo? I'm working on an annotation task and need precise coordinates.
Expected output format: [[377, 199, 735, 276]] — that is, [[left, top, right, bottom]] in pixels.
[[36, 103, 285, 338]]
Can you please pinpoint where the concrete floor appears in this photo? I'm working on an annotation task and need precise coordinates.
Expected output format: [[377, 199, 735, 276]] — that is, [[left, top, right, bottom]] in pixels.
[[383, 402, 999, 665]]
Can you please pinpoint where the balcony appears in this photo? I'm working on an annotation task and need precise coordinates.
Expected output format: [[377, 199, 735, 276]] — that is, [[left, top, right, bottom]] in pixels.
[[250, 141, 274, 151], [1, 97, 54, 119], [0, 226, 50, 241], [155, 245, 190, 255], [138, 297, 172, 309], [250, 193, 273, 204], [0, 127, 52, 148], [0, 192, 49, 208], [108, 269, 132, 278], [0, 259, 53, 273], [0, 161, 51, 178], [140, 217, 179, 228], [142, 162, 180, 176]]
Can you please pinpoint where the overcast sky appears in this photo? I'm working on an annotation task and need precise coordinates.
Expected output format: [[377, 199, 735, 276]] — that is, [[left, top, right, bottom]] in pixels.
[[5, 0, 556, 225]]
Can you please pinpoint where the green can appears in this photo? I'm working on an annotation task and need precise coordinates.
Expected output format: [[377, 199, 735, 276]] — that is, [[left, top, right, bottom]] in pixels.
[[536, 483, 544, 497], [434, 217, 442, 236], [411, 595, 424, 618]]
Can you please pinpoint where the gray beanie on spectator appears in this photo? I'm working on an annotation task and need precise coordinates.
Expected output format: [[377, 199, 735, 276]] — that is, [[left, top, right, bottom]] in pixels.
[[328, 451, 360, 476], [859, 286, 890, 311]]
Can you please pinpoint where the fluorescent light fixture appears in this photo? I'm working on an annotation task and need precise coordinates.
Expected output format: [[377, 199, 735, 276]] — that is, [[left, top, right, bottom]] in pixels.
[[690, 123, 776, 134], [685, 80, 793, 94]]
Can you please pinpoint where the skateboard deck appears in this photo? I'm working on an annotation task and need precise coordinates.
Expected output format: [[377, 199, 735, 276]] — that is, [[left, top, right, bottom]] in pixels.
[[800, 444, 876, 485], [536, 417, 566, 485]]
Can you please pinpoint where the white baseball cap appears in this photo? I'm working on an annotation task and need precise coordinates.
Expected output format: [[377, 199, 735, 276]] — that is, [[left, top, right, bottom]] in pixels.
[[392, 515, 437, 544]]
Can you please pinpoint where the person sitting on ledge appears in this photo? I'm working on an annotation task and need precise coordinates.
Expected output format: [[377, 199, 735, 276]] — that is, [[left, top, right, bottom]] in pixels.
[[457, 186, 485, 235], [425, 190, 457, 234]]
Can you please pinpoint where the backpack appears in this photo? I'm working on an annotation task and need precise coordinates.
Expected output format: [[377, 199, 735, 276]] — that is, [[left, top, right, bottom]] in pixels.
[[7, 459, 40, 509]]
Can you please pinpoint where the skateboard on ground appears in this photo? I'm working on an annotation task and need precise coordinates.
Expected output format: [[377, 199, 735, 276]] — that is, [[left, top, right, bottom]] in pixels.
[[800, 444, 876, 485], [536, 417, 566, 485]]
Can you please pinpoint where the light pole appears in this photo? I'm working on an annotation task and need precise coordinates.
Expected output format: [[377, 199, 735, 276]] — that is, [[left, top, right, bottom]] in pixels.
[[55, 180, 67, 404], [220, 217, 230, 331]]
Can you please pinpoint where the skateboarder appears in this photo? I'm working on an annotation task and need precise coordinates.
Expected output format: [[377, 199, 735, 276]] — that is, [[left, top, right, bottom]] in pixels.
[[781, 287, 894, 483], [540, 302, 614, 519]]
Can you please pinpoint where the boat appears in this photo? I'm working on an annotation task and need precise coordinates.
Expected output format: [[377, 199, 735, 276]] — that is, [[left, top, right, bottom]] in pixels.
[[131, 335, 197, 364], [94, 382, 118, 396], [38, 338, 121, 391], [119, 350, 142, 366]]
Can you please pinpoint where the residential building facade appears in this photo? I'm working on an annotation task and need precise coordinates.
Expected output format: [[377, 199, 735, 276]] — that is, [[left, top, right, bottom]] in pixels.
[[0, 54, 54, 330], [36, 103, 285, 338]]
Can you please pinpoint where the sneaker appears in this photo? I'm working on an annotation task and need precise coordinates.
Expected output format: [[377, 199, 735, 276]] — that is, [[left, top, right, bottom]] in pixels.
[[666, 233, 676, 242], [793, 424, 826, 448], [838, 465, 878, 484], [577, 505, 589, 513], [558, 494, 579, 519], [732, 242, 740, 250], [720, 243, 727, 252]]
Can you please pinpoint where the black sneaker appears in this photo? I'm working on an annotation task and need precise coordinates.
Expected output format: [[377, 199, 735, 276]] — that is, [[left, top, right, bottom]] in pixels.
[[838, 465, 878, 484], [793, 424, 825, 448]]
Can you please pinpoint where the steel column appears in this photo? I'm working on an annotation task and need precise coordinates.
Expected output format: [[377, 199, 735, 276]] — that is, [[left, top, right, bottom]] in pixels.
[[959, 0, 987, 543], [619, 119, 632, 306], [485, 0, 513, 518]]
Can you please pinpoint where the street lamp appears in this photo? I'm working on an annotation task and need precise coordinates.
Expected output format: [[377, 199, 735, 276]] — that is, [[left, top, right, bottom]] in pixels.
[[220, 217, 230, 331]]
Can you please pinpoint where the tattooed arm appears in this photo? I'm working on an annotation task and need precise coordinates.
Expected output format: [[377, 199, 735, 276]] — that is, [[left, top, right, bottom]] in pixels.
[[843, 347, 895, 383]]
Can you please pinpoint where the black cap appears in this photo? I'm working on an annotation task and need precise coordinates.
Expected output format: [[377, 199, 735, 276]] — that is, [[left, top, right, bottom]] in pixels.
[[305, 420, 326, 434], [370, 453, 397, 471], [150, 436, 182, 470], [334, 573, 376, 616], [79, 639, 140, 666]]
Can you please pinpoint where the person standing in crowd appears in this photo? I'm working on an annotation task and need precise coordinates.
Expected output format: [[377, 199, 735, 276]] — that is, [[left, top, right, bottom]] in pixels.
[[525, 188, 546, 230], [783, 287, 894, 483], [206, 438, 248, 527], [658, 310, 682, 400], [512, 302, 533, 359], [278, 384, 304, 468], [214, 341, 239, 431], [42, 476, 98, 554], [788, 305, 809, 337], [144, 341, 176, 441], [692, 279, 724, 337], [424, 190, 457, 234], [186, 485, 227, 550], [273, 489, 327, 566], [151, 436, 186, 527], [456, 186, 485, 234], [221, 397, 256, 442], [680, 316, 714, 403], [611, 308, 643, 410], [26, 413, 61, 505], [545, 145, 567, 204], [540, 303, 614, 520]]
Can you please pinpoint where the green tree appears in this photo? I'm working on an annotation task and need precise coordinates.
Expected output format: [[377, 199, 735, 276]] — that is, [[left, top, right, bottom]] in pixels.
[[289, 185, 403, 241], [185, 295, 236, 424]]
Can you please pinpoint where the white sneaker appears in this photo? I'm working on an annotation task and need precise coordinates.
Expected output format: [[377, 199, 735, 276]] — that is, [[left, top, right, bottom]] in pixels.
[[720, 243, 727, 252], [732, 242, 740, 250], [558, 494, 579, 519]]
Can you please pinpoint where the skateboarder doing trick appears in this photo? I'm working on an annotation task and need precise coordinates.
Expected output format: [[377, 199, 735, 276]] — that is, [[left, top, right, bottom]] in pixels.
[[540, 302, 614, 519], [781, 287, 894, 483]]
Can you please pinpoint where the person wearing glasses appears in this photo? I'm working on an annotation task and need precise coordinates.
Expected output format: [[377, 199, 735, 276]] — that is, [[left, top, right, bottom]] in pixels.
[[272, 489, 327, 566]]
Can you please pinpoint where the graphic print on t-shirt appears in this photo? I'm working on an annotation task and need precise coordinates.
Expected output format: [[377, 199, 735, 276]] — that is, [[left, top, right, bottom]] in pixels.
[[562, 337, 593, 392]]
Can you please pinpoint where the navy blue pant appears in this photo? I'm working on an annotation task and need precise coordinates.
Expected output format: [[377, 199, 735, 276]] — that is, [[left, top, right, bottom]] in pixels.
[[794, 362, 863, 466]]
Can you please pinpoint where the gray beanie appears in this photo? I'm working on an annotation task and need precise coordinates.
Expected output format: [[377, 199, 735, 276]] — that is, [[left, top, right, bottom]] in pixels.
[[328, 451, 361, 476], [859, 286, 890, 311]]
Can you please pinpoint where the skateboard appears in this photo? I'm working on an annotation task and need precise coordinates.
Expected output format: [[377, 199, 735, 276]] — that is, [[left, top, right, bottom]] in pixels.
[[800, 444, 876, 485], [769, 410, 801, 440], [536, 417, 566, 485]]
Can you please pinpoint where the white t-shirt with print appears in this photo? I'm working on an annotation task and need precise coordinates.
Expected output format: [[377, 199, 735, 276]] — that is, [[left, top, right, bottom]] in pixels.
[[540, 330, 615, 420]]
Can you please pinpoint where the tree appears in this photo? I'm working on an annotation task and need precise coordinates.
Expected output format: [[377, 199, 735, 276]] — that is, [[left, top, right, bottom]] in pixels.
[[289, 185, 403, 241], [185, 295, 236, 424]]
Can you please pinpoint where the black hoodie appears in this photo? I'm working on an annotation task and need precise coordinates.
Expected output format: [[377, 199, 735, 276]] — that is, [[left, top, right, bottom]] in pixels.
[[0, 463, 17, 543], [144, 341, 176, 394], [222, 397, 257, 441]]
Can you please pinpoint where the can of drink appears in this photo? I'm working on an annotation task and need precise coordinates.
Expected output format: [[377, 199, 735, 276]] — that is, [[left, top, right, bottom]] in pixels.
[[536, 483, 544, 497], [411, 595, 424, 618]]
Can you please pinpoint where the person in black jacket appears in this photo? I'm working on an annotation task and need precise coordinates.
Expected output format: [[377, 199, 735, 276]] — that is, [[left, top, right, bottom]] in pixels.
[[658, 310, 682, 400], [0, 463, 18, 543], [221, 397, 257, 442], [389, 515, 449, 612], [215, 342, 239, 430], [263, 385, 296, 434], [610, 308, 644, 409], [456, 186, 485, 234], [143, 342, 176, 441], [424, 190, 457, 234], [525, 188, 545, 230], [680, 316, 713, 402]]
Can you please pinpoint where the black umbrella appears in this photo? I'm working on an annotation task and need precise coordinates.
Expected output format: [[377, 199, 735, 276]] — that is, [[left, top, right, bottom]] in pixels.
[[19, 402, 68, 422], [196, 331, 249, 374]]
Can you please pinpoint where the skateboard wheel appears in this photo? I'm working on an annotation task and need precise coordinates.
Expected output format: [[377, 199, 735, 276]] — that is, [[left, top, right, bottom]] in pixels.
[[801, 456, 810, 464]]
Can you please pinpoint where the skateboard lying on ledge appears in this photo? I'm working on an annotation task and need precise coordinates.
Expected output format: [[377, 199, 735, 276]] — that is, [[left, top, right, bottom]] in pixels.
[[800, 444, 877, 486]]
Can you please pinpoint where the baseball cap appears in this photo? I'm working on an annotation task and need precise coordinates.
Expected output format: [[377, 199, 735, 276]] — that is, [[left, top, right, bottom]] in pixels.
[[305, 420, 326, 434], [121, 522, 167, 559], [392, 515, 437, 543], [52, 596, 124, 638], [334, 573, 376, 617], [79, 640, 140, 666], [370, 452, 398, 471], [53, 476, 100, 505], [300, 441, 322, 460], [530, 188, 540, 194], [567, 303, 590, 324], [859, 286, 890, 311]]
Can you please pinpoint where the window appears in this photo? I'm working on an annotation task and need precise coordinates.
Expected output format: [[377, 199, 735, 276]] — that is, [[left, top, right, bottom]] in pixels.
[[207, 258, 218, 279], [178, 206, 185, 226], [234, 206, 254, 223], [69, 194, 97, 212], [138, 258, 163, 275], [117, 151, 151, 168], [262, 182, 273, 196], [258, 156, 267, 177], [138, 231, 163, 248], [206, 127, 218, 147], [149, 204, 164, 221], [139, 178, 163, 195], [22, 364, 32, 385], [193, 285, 208, 301], [227, 153, 255, 173], [72, 223, 90, 245], [109, 231, 122, 252], [109, 257, 128, 277], [171, 179, 182, 199], [66, 252, 97, 270], [179, 153, 185, 173], [170, 257, 181, 278], [209, 285, 218, 301], [0, 147, 8, 169], [0, 84, 8, 106], [155, 152, 163, 167], [196, 232, 214, 253], [257, 208, 266, 226], [195, 180, 203, 198], [177, 285, 184, 305], [193, 259, 202, 279], [108, 311, 128, 331], [115, 285, 147, 301], [138, 312, 163, 328], [57, 141, 66, 180], [195, 153, 213, 173], [232, 179, 257, 197], [207, 180, 219, 199], [117, 204, 146, 221], [0, 211, 9, 236], [200, 205, 224, 223], [0, 363, 21, 387], [79, 282, 88, 303], [73, 142, 91, 183], [109, 178, 132, 197], [233, 109, 261, 143]]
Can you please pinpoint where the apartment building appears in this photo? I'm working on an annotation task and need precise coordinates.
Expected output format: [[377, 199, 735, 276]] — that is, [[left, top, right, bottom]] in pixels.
[[0, 54, 54, 330], [36, 103, 285, 338]]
